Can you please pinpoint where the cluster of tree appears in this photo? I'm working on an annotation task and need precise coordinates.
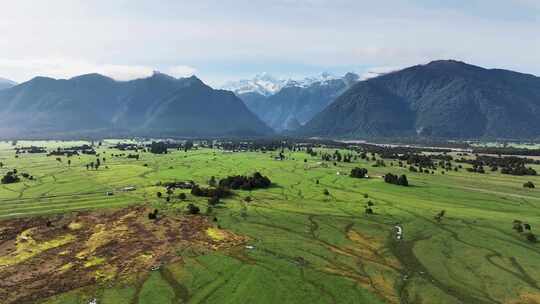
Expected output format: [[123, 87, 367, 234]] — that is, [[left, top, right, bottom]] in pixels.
[[512, 220, 537, 243], [127, 154, 140, 160], [398, 153, 436, 169], [350, 167, 368, 178], [466, 164, 485, 174], [384, 173, 409, 186], [456, 155, 537, 176], [149, 141, 168, 154], [15, 146, 47, 154], [163, 181, 196, 190], [191, 185, 232, 198], [1, 171, 20, 184], [85, 158, 103, 170], [472, 147, 540, 157], [47, 145, 96, 157], [113, 143, 145, 151], [218, 172, 271, 190]]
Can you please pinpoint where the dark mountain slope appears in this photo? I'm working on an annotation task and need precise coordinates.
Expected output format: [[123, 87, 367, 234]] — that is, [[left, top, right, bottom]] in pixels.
[[0, 73, 272, 138], [298, 60, 540, 139]]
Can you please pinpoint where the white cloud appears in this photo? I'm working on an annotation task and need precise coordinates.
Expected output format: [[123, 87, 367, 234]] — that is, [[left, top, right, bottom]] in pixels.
[[165, 65, 197, 78], [360, 66, 404, 80], [0, 58, 196, 82], [0, 0, 538, 83]]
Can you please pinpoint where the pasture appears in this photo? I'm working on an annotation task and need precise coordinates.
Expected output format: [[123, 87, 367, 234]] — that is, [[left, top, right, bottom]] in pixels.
[[0, 141, 539, 304]]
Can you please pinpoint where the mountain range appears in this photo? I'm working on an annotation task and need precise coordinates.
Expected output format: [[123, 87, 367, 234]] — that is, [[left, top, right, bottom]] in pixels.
[[0, 72, 272, 139], [230, 72, 359, 131], [296, 60, 540, 139], [1, 60, 539, 140]]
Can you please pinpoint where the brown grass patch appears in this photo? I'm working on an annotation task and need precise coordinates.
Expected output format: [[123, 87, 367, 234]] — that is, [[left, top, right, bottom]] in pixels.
[[0, 206, 247, 304]]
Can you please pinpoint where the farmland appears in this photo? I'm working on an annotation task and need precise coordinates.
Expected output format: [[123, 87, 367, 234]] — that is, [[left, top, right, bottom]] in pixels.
[[0, 140, 539, 304]]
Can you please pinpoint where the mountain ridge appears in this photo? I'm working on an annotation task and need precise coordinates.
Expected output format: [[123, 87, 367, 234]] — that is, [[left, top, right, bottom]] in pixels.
[[0, 73, 272, 139], [296, 60, 540, 140]]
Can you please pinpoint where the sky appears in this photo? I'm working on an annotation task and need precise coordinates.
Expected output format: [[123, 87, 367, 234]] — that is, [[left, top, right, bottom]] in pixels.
[[0, 0, 539, 86]]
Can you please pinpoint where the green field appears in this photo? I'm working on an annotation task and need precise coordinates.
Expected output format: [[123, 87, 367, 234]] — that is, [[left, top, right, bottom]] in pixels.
[[0, 141, 539, 304]]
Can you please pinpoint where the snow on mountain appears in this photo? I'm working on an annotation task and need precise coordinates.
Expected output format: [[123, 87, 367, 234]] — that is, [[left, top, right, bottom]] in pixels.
[[221, 73, 288, 96], [222, 72, 353, 96]]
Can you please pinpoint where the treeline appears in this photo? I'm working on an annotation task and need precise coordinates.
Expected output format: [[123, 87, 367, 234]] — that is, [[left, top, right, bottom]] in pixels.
[[456, 155, 538, 176], [47, 145, 96, 157], [473, 147, 540, 157]]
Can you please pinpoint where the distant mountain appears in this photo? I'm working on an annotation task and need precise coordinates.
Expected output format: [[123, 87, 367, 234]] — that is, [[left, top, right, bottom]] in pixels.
[[0, 72, 272, 139], [222, 73, 287, 96], [235, 72, 359, 131], [297, 60, 540, 139], [222, 72, 345, 97], [0, 78, 17, 90]]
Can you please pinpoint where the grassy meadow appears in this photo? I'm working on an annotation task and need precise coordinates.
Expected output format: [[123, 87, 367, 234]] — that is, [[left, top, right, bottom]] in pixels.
[[0, 141, 539, 304]]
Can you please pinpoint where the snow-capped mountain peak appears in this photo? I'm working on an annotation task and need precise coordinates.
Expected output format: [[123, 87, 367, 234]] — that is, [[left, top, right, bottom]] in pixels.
[[221, 73, 286, 96], [222, 72, 357, 96]]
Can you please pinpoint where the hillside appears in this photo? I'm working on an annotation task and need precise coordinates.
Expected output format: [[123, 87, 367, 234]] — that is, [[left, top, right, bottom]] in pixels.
[[298, 60, 540, 139], [0, 72, 272, 138]]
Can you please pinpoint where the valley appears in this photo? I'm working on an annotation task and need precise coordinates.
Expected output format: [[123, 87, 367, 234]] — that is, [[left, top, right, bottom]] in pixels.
[[0, 140, 538, 304]]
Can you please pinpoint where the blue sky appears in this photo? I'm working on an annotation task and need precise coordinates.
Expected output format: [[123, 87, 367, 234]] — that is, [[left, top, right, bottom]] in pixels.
[[0, 0, 538, 86]]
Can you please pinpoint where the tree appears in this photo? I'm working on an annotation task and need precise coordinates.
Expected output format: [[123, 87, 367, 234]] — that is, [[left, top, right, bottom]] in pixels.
[[1, 171, 20, 184], [397, 175, 409, 186], [150, 141, 168, 154], [350, 167, 368, 178], [523, 181, 535, 189]]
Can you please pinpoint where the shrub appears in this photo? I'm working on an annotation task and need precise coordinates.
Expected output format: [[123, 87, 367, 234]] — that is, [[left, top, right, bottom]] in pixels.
[[1, 171, 20, 184], [178, 193, 187, 200], [523, 181, 535, 189], [148, 209, 158, 220], [186, 203, 200, 215]]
